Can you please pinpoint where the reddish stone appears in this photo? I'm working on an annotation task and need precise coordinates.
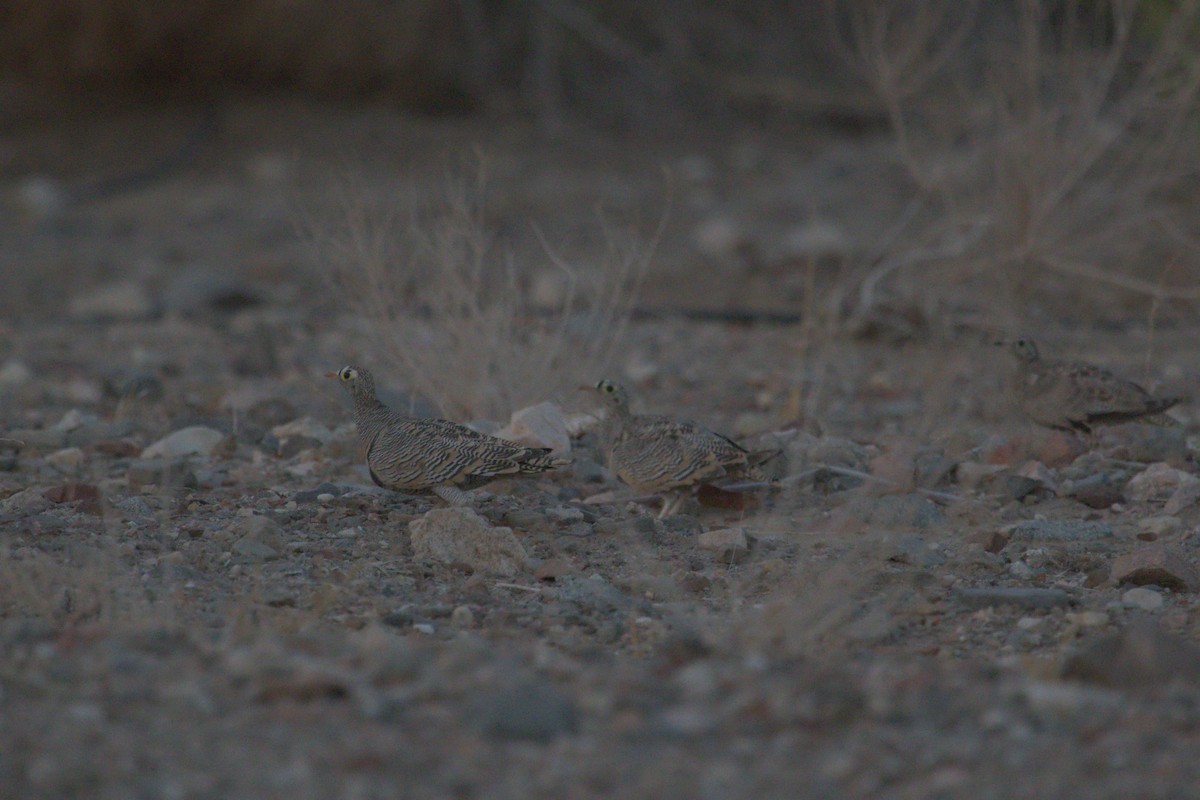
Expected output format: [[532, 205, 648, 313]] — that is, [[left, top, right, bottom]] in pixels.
[[1112, 545, 1199, 593], [982, 431, 1084, 468], [43, 483, 100, 503], [967, 528, 1010, 554], [1033, 431, 1087, 468], [93, 439, 141, 457], [982, 437, 1022, 467], [697, 484, 759, 510]]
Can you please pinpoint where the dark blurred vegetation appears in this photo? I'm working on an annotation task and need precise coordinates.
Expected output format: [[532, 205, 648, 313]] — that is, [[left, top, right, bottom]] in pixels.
[[0, 1, 1191, 123], [2, 1, 1196, 322], [0, 1, 897, 124]]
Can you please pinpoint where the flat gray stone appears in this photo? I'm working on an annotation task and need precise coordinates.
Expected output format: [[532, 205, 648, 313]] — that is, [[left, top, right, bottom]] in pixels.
[[127, 458, 198, 490], [1005, 519, 1112, 543], [954, 586, 1073, 610], [887, 534, 947, 567], [697, 527, 751, 563], [555, 575, 633, 615], [142, 426, 229, 459], [232, 538, 281, 562], [409, 507, 528, 576]]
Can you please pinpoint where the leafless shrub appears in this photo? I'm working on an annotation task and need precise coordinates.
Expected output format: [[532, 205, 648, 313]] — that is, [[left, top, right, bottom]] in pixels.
[[830, 0, 1200, 319], [0, 0, 464, 109], [316, 159, 661, 421]]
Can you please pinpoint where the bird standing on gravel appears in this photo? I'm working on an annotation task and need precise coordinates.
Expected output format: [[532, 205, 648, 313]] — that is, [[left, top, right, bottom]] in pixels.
[[998, 337, 1181, 434], [591, 379, 778, 517], [328, 365, 564, 505]]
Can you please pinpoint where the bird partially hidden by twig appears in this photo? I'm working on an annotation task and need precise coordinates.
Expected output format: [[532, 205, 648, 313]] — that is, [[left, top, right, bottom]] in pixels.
[[328, 365, 566, 505], [588, 379, 780, 517], [996, 337, 1182, 435]]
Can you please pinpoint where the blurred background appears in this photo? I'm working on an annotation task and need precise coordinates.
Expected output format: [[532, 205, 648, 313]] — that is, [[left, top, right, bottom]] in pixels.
[[1, 0, 1198, 330]]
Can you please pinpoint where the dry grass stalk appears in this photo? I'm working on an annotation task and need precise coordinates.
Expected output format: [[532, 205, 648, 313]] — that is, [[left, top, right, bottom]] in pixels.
[[829, 0, 1200, 316], [319, 160, 660, 421]]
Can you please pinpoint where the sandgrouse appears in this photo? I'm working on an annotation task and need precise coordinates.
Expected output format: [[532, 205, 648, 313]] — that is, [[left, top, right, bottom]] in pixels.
[[330, 365, 564, 505], [591, 379, 778, 516], [998, 338, 1180, 434]]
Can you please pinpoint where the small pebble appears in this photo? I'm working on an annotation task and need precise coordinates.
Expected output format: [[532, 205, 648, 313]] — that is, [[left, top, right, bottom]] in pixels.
[[1122, 587, 1165, 611], [46, 447, 85, 469]]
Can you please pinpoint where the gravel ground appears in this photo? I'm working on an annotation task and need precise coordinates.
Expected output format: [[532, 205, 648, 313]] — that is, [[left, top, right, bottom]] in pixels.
[[4, 100, 1200, 799]]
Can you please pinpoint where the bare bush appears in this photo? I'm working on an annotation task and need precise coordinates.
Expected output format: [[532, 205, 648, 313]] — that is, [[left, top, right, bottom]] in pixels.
[[316, 160, 660, 421], [829, 0, 1200, 319]]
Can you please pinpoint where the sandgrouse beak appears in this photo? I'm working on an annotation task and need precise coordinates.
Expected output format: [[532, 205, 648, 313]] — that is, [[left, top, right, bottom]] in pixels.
[[324, 371, 338, 379]]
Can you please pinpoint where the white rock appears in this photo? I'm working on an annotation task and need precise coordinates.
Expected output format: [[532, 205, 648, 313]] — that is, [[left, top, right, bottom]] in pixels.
[[1127, 463, 1198, 504], [51, 409, 92, 433], [697, 527, 751, 563], [16, 176, 67, 218], [63, 379, 103, 405], [270, 417, 334, 444], [546, 505, 584, 524], [1021, 681, 1124, 721], [69, 280, 155, 321], [1138, 515, 1183, 540], [1164, 481, 1200, 516], [409, 507, 529, 576], [693, 216, 744, 258], [142, 426, 229, 459], [46, 447, 85, 470], [1066, 611, 1109, 628], [623, 354, 660, 384], [564, 410, 601, 438], [1008, 560, 1035, 579], [495, 402, 571, 458], [1122, 586, 1165, 611], [778, 219, 850, 261], [0, 360, 32, 389]]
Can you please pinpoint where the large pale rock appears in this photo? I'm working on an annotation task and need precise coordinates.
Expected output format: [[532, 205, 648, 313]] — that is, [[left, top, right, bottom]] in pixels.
[[1111, 545, 1199, 593], [495, 402, 571, 458], [142, 426, 230, 459], [1127, 463, 1197, 504], [409, 507, 529, 576]]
